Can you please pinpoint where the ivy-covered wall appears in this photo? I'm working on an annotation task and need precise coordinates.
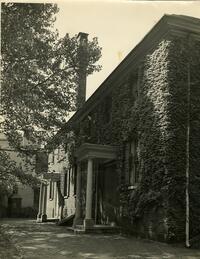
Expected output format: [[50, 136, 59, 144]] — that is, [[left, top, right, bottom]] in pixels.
[[166, 36, 200, 241], [73, 34, 200, 242], [129, 38, 172, 241]]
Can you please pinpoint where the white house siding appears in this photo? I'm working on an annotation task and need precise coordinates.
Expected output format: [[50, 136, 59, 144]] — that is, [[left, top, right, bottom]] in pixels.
[[42, 144, 77, 221], [46, 181, 59, 219], [63, 169, 76, 218]]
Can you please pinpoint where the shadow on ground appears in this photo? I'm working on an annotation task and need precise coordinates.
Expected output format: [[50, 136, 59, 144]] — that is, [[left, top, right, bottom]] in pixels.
[[0, 219, 200, 259]]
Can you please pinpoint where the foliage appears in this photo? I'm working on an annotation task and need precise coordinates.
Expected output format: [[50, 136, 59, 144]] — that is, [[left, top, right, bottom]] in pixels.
[[0, 3, 101, 194], [1, 3, 102, 148], [0, 150, 39, 196]]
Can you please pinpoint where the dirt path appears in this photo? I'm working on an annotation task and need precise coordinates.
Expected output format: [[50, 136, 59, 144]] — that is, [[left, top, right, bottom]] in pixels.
[[0, 218, 200, 259]]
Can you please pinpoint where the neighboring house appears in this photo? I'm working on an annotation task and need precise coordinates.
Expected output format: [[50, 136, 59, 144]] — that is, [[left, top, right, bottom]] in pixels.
[[7, 182, 39, 218], [37, 14, 200, 243], [0, 132, 40, 218], [43, 144, 74, 221], [37, 132, 76, 223]]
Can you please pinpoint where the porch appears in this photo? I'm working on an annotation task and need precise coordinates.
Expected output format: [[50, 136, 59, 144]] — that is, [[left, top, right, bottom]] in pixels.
[[73, 143, 120, 233]]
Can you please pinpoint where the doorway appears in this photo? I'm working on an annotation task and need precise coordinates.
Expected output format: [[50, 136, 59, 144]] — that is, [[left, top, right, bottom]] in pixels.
[[95, 161, 120, 225]]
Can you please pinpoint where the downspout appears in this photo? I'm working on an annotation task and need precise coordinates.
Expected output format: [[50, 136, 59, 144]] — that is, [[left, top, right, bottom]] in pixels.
[[185, 36, 191, 248]]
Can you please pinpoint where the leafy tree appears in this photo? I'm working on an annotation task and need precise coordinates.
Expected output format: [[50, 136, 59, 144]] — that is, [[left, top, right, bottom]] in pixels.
[[0, 3, 101, 193], [1, 3, 101, 149], [0, 150, 39, 196]]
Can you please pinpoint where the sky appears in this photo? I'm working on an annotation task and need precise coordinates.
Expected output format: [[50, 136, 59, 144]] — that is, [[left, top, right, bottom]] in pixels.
[[3, 0, 200, 100], [53, 0, 200, 100]]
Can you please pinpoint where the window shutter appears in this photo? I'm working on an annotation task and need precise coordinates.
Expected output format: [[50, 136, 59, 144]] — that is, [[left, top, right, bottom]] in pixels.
[[49, 181, 54, 200], [60, 172, 65, 196], [68, 168, 71, 197], [64, 172, 68, 197]]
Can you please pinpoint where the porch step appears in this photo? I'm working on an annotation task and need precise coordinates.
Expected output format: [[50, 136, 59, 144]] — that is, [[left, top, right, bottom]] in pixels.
[[46, 218, 59, 223], [74, 228, 86, 234], [74, 224, 121, 234], [75, 224, 84, 230], [73, 224, 85, 234]]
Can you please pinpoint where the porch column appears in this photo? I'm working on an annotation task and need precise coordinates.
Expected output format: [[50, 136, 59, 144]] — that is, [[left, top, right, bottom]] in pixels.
[[73, 163, 83, 227], [41, 184, 47, 222], [84, 158, 94, 228], [36, 182, 43, 222]]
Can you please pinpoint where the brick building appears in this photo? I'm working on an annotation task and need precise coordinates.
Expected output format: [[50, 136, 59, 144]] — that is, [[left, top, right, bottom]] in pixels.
[[37, 14, 200, 243]]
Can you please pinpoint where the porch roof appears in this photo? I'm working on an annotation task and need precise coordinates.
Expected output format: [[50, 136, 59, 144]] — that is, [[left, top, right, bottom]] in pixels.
[[75, 143, 117, 162]]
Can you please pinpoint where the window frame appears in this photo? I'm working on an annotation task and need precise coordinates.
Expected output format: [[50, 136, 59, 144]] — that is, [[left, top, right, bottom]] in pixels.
[[51, 150, 55, 164], [64, 168, 71, 198], [129, 66, 142, 105], [126, 138, 139, 187], [63, 171, 68, 197], [49, 180, 54, 200], [57, 146, 60, 161], [73, 165, 77, 196], [103, 95, 112, 124]]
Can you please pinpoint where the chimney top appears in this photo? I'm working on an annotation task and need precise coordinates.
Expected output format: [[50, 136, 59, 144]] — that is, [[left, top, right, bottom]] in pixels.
[[76, 32, 88, 110], [77, 32, 89, 40]]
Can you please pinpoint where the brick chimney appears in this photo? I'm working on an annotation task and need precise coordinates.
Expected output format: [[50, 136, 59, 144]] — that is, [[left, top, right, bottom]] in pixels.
[[76, 32, 88, 110]]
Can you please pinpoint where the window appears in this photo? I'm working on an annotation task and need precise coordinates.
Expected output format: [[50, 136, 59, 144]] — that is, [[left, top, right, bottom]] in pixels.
[[57, 147, 60, 161], [128, 74, 138, 103], [13, 186, 18, 195], [127, 139, 139, 186], [86, 115, 92, 136], [129, 66, 142, 105], [132, 81, 138, 104], [60, 172, 66, 196], [49, 181, 54, 200], [73, 165, 77, 196], [35, 151, 48, 174], [64, 168, 71, 197], [103, 95, 112, 123], [51, 150, 55, 164], [64, 171, 68, 197], [82, 116, 92, 140], [57, 146, 64, 161]]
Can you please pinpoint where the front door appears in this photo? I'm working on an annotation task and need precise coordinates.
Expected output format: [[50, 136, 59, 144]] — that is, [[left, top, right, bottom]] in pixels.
[[96, 161, 120, 225]]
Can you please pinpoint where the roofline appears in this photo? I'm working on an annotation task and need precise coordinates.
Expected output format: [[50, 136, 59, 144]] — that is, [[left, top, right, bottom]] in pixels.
[[47, 14, 200, 148]]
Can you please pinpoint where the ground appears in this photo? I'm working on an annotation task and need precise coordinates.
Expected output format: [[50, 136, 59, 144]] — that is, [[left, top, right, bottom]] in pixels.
[[0, 219, 200, 259]]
